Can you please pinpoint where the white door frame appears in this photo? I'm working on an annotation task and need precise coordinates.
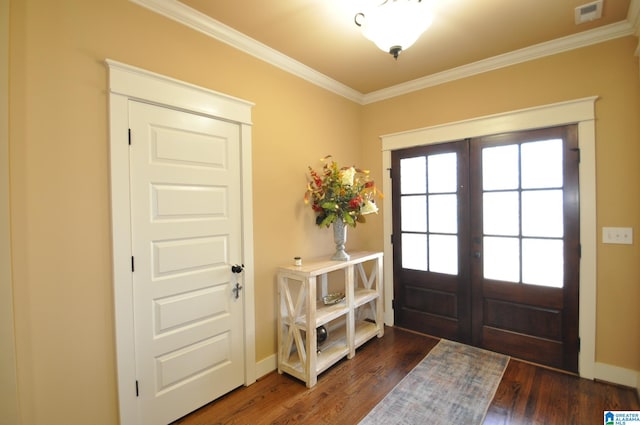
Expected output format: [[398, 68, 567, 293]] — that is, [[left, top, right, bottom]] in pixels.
[[380, 97, 598, 379], [106, 59, 256, 425]]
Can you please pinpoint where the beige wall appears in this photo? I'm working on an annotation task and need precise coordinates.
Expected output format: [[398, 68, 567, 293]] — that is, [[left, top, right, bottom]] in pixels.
[[1, 0, 20, 423], [7, 0, 639, 423]]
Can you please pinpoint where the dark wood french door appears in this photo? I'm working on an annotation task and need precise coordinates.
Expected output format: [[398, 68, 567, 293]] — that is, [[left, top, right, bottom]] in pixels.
[[392, 125, 580, 372]]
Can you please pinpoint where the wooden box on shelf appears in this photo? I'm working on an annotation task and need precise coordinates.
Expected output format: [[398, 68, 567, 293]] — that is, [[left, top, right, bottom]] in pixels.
[[276, 251, 384, 388]]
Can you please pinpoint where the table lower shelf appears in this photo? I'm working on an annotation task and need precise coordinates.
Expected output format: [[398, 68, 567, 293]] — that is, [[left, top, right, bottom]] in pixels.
[[354, 319, 382, 349], [278, 320, 382, 385]]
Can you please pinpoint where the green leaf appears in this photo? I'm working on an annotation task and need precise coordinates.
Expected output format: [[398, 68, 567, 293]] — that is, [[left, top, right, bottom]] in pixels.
[[320, 213, 335, 227], [321, 201, 338, 210], [343, 214, 355, 225]]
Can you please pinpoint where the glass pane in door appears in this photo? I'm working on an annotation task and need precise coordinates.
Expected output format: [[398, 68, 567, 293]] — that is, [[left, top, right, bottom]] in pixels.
[[428, 194, 457, 233], [399, 151, 458, 274], [428, 153, 457, 192], [482, 145, 519, 190], [483, 192, 519, 236], [429, 234, 458, 274], [401, 195, 426, 232], [522, 190, 563, 237], [400, 157, 426, 194], [521, 139, 563, 188], [522, 238, 563, 287], [480, 138, 566, 288], [483, 236, 520, 282], [402, 233, 427, 271]]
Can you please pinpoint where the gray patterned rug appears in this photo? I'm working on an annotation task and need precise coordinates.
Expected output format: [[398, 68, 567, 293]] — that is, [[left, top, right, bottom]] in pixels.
[[358, 339, 509, 425]]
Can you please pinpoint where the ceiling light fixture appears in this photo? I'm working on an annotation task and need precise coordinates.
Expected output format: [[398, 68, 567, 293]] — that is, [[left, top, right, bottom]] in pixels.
[[355, 0, 433, 60]]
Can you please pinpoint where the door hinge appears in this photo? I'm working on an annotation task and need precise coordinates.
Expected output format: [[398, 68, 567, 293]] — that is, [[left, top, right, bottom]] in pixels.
[[578, 337, 581, 352], [390, 234, 394, 245], [578, 244, 582, 259], [135, 380, 139, 397], [128, 128, 132, 145], [570, 147, 580, 163], [387, 167, 392, 179], [131, 256, 135, 272]]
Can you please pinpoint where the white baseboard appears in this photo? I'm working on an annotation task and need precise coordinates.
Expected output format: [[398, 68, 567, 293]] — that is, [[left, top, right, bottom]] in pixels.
[[255, 354, 277, 380], [594, 362, 640, 391]]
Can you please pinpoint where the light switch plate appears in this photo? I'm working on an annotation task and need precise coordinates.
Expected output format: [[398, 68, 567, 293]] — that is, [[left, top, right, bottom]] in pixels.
[[602, 227, 633, 245]]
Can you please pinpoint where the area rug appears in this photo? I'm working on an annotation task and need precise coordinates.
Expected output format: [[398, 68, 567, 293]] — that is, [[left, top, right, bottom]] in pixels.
[[358, 339, 510, 425]]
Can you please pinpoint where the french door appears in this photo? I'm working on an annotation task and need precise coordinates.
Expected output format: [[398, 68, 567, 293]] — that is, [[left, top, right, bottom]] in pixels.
[[392, 125, 580, 372]]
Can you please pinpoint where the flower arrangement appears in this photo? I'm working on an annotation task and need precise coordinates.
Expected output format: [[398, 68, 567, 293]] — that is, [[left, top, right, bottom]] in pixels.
[[304, 155, 381, 227]]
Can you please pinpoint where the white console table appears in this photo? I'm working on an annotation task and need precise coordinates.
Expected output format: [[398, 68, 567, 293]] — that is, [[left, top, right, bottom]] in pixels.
[[276, 251, 384, 387]]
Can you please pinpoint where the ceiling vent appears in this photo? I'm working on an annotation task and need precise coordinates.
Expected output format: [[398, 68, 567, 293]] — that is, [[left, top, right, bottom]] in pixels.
[[575, 0, 603, 24]]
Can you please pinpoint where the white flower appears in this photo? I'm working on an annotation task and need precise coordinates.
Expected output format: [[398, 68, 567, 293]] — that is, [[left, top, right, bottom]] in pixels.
[[340, 167, 356, 186], [360, 200, 378, 215]]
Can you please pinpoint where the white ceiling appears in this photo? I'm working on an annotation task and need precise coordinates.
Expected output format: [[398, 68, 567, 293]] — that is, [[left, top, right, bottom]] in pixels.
[[133, 0, 639, 103]]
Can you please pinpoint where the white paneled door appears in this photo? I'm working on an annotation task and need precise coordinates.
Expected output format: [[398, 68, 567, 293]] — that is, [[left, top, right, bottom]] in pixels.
[[129, 100, 244, 424]]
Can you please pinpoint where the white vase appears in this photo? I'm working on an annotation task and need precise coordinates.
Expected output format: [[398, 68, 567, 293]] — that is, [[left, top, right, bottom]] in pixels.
[[331, 219, 350, 261]]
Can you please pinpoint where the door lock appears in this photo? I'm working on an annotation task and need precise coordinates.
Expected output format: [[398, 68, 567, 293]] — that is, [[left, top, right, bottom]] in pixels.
[[231, 264, 244, 299], [233, 282, 243, 299]]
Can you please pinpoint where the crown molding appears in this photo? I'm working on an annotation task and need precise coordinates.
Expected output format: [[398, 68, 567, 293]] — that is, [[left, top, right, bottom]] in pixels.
[[363, 20, 636, 104], [129, 0, 365, 104], [131, 0, 638, 105]]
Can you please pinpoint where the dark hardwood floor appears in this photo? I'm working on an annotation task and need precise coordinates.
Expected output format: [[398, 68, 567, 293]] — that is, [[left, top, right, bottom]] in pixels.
[[173, 327, 639, 425]]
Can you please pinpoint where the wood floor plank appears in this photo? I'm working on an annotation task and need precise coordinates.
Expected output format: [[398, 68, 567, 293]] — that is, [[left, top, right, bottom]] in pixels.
[[172, 327, 639, 425]]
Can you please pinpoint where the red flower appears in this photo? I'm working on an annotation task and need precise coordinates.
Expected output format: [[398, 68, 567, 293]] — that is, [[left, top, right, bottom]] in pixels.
[[349, 196, 362, 209]]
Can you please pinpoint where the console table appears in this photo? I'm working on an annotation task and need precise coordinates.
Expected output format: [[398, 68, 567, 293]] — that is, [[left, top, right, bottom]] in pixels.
[[276, 251, 384, 387]]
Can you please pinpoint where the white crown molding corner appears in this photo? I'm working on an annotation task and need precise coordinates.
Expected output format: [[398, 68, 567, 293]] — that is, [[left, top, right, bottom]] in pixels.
[[131, 0, 638, 105], [128, 0, 364, 104], [362, 20, 636, 104]]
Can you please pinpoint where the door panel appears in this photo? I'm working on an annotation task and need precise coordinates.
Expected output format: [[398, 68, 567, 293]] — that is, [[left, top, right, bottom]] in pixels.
[[393, 125, 579, 372], [392, 141, 470, 342], [470, 125, 579, 372], [129, 100, 244, 424]]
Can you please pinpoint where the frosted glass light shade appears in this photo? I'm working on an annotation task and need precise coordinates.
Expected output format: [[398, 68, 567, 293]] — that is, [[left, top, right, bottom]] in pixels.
[[357, 0, 433, 57]]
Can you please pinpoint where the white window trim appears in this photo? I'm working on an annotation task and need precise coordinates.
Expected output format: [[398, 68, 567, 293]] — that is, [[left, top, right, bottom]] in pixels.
[[381, 96, 598, 379], [106, 59, 256, 425]]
